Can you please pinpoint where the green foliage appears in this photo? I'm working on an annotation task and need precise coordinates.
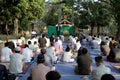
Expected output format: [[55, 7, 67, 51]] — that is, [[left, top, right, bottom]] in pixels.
[[44, 0, 74, 25], [0, 0, 45, 32], [20, 17, 31, 31], [73, 0, 113, 35]]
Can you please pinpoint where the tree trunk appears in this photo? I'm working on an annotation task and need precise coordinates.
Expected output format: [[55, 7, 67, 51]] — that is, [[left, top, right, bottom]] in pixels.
[[5, 23, 8, 42], [97, 25, 100, 34], [14, 17, 19, 36], [90, 22, 96, 36]]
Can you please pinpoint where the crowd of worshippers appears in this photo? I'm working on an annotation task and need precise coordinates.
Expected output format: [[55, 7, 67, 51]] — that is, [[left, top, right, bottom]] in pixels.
[[0, 33, 119, 80]]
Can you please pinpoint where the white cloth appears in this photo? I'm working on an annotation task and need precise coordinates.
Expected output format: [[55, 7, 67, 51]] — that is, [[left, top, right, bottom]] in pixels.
[[76, 41, 81, 51], [9, 53, 25, 74], [45, 37, 50, 47], [63, 51, 74, 62], [31, 38, 38, 45], [0, 47, 12, 62], [95, 37, 101, 45], [69, 36, 73, 43], [17, 39, 23, 46], [91, 40, 100, 49], [31, 31, 37, 35], [22, 47, 33, 62], [87, 36, 92, 42], [71, 38, 76, 50], [60, 35, 64, 42], [28, 44, 35, 52]]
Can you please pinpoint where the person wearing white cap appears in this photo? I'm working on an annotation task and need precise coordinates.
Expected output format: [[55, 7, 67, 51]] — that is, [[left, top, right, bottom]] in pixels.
[[9, 46, 25, 74]]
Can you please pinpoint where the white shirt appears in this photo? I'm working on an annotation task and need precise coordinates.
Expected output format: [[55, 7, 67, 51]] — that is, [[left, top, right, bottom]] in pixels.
[[31, 38, 38, 45], [45, 37, 50, 47], [71, 38, 76, 49], [0, 47, 12, 62], [60, 35, 64, 42], [17, 39, 23, 46], [31, 31, 37, 35], [76, 41, 81, 51], [9, 53, 25, 74], [63, 51, 74, 62], [87, 35, 92, 42], [28, 44, 35, 52], [91, 40, 100, 49], [69, 35, 73, 43], [90, 64, 111, 80], [95, 37, 102, 45], [22, 47, 33, 62]]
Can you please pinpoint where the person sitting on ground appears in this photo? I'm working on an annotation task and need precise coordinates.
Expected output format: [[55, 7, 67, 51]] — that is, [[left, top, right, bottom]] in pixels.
[[50, 33, 55, 43], [9, 47, 25, 74], [33, 41, 40, 54], [101, 74, 115, 80], [28, 41, 35, 52], [75, 39, 81, 52], [0, 64, 8, 80], [90, 37, 100, 49], [46, 71, 61, 80], [107, 43, 120, 62], [41, 48, 55, 70], [104, 37, 110, 46], [46, 43, 56, 66], [100, 41, 110, 56], [118, 40, 120, 49], [75, 47, 92, 75], [38, 34, 47, 49], [63, 44, 74, 62], [90, 56, 111, 80], [30, 54, 51, 80], [22, 44, 33, 62], [45, 34, 50, 48], [109, 37, 117, 50], [54, 38, 62, 61], [0, 42, 13, 62], [7, 41, 15, 52], [82, 36, 87, 45]]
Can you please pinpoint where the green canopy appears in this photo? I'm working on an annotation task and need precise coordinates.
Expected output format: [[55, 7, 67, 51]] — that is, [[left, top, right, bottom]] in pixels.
[[47, 25, 75, 37]]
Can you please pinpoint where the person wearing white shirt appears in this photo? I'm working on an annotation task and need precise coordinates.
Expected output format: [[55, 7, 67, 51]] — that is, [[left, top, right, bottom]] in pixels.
[[75, 39, 81, 51], [63, 45, 74, 62], [57, 36, 63, 54], [45, 36, 50, 48], [31, 36, 38, 45], [9, 47, 25, 74], [87, 34, 92, 42], [69, 35, 73, 43], [82, 36, 87, 45], [28, 41, 35, 52], [0, 42, 12, 62], [91, 37, 100, 49], [60, 35, 64, 42], [90, 56, 111, 80], [17, 37, 23, 46], [22, 44, 33, 62], [71, 36, 76, 50]]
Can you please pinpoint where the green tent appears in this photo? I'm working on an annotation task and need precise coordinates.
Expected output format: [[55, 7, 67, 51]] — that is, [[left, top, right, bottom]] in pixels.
[[47, 25, 75, 37]]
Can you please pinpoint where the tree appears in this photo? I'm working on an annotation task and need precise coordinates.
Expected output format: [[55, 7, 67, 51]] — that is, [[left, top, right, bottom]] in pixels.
[[109, 0, 120, 40], [0, 0, 45, 40], [18, 0, 45, 31], [44, 0, 75, 26], [0, 0, 18, 41], [73, 0, 112, 35]]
